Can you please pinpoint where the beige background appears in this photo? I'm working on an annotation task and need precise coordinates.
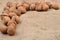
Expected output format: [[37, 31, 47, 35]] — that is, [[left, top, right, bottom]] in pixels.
[[0, 0, 60, 40]]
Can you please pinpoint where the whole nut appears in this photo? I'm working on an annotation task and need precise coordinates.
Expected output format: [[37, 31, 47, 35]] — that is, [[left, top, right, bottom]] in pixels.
[[51, 2, 59, 10], [2, 10, 9, 14], [45, 2, 52, 8], [35, 4, 42, 11], [6, 2, 12, 8], [39, 0, 45, 4], [1, 13, 8, 16], [13, 9, 21, 16], [7, 25, 16, 36], [9, 12, 17, 18], [4, 6, 10, 11], [9, 7, 16, 12], [30, 3, 36, 10], [15, 16, 20, 24], [22, 2, 30, 10], [2, 16, 10, 25], [7, 20, 17, 26], [42, 4, 49, 11], [0, 25, 7, 34], [16, 2, 22, 7], [40, 0, 45, 5], [18, 6, 26, 14], [8, 22, 16, 28], [12, 16, 20, 24], [11, 2, 17, 7]]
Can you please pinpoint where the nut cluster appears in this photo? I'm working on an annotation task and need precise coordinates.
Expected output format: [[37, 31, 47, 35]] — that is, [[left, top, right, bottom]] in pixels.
[[0, 1, 59, 36]]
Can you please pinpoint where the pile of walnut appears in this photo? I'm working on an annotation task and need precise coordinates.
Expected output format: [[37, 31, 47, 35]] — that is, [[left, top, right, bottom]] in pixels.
[[0, 1, 59, 36]]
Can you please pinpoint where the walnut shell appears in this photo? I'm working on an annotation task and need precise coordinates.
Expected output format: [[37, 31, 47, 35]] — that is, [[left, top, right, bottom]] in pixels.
[[1, 13, 8, 16], [13, 9, 21, 16], [35, 4, 42, 11], [12, 16, 20, 24], [0, 25, 7, 34], [16, 2, 22, 7], [4, 6, 10, 11], [7, 20, 17, 26], [6, 2, 12, 8], [9, 12, 17, 18], [18, 6, 26, 14], [45, 2, 52, 8], [51, 2, 59, 10], [7, 25, 16, 36], [11, 2, 17, 7], [9, 7, 16, 12], [40, 0, 45, 5], [22, 2, 30, 10], [2, 10, 9, 14], [30, 3, 36, 10], [15, 16, 20, 24], [8, 22, 16, 28], [42, 4, 49, 11], [10, 23, 16, 28], [2, 16, 10, 25]]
